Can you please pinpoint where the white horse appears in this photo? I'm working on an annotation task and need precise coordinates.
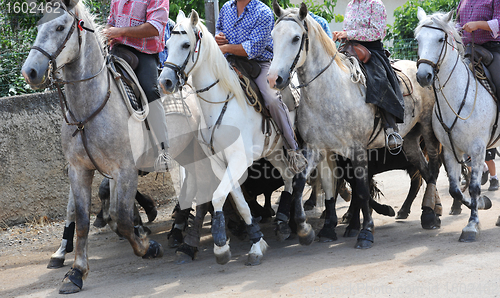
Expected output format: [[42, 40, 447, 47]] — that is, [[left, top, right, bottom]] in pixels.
[[415, 8, 494, 242], [158, 10, 320, 265], [268, 2, 442, 248]]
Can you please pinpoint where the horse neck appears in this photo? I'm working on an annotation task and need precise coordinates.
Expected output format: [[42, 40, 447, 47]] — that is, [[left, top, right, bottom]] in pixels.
[[436, 44, 469, 98], [62, 29, 110, 119]]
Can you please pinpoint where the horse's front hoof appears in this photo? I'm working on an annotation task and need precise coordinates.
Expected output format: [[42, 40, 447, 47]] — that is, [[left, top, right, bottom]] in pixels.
[[341, 212, 352, 224], [275, 221, 291, 242], [421, 208, 441, 229], [168, 228, 184, 248], [47, 257, 65, 269], [246, 253, 263, 266], [395, 209, 409, 220], [343, 227, 359, 238], [449, 207, 462, 215], [317, 224, 337, 242], [459, 230, 477, 242], [303, 199, 316, 211], [214, 243, 231, 265], [59, 268, 83, 294], [142, 240, 163, 259], [93, 217, 107, 228], [354, 229, 373, 249], [175, 243, 198, 264], [298, 224, 315, 246], [478, 195, 492, 210], [496, 215, 500, 227]]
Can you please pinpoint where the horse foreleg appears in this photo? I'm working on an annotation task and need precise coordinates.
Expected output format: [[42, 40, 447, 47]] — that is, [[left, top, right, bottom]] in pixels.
[[317, 156, 338, 242], [48, 188, 76, 269], [351, 149, 374, 249], [59, 168, 93, 294], [396, 167, 422, 219], [175, 202, 209, 264]]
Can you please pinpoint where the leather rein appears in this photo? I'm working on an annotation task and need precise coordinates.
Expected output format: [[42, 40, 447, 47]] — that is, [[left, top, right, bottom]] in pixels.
[[30, 6, 112, 179]]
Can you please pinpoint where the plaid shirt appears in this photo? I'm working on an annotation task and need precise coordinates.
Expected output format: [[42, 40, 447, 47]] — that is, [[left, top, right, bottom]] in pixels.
[[107, 0, 169, 54], [215, 0, 273, 61], [343, 0, 386, 42], [457, 0, 500, 45]]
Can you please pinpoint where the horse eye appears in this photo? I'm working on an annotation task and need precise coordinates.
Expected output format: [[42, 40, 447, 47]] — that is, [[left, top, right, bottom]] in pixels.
[[292, 36, 300, 43], [438, 37, 444, 42], [182, 43, 190, 49], [56, 25, 65, 32]]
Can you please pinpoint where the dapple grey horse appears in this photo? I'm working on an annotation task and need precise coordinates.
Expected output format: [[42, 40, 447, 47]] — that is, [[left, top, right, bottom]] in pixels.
[[268, 2, 442, 249]]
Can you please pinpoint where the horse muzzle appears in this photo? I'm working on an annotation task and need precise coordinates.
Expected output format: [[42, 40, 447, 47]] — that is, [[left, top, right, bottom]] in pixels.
[[416, 65, 434, 88], [267, 72, 290, 91], [21, 64, 50, 90]]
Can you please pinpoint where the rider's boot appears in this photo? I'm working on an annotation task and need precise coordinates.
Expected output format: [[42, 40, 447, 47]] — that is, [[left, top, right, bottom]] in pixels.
[[381, 109, 403, 152]]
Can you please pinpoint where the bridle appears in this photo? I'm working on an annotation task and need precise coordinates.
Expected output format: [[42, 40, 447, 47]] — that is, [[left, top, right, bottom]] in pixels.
[[162, 25, 203, 90], [30, 4, 113, 179], [274, 12, 336, 89]]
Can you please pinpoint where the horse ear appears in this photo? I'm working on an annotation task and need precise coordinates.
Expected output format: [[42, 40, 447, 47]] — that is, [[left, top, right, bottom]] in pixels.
[[176, 10, 186, 23], [272, 0, 284, 18], [190, 10, 199, 26], [299, 2, 308, 21], [63, 0, 79, 10], [417, 7, 427, 22], [443, 10, 454, 23]]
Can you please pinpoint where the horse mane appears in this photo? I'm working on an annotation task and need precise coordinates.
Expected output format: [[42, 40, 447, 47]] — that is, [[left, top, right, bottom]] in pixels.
[[415, 11, 464, 56], [176, 14, 248, 110], [74, 2, 105, 48]]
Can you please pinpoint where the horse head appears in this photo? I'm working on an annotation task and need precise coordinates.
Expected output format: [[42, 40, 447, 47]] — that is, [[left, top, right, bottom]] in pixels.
[[21, 0, 87, 89], [415, 7, 458, 87], [268, 1, 309, 90], [159, 10, 203, 94]]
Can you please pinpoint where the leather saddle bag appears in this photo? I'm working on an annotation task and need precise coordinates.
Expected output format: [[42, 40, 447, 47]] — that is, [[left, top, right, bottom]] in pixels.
[[110, 45, 139, 70], [339, 41, 371, 64]]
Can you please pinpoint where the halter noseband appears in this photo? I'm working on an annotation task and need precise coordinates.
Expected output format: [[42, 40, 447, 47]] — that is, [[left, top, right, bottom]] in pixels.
[[163, 26, 202, 88], [275, 13, 309, 79], [416, 25, 451, 75]]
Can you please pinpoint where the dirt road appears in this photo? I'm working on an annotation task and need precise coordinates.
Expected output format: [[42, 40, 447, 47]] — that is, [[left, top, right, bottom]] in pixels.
[[2, 168, 500, 298]]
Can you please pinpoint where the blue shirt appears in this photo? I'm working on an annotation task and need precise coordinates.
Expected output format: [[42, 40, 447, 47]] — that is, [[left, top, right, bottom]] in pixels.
[[159, 19, 175, 66], [309, 12, 332, 38], [215, 0, 274, 61]]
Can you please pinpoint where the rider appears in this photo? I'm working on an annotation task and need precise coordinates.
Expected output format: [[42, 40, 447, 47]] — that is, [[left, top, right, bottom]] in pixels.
[[103, 0, 171, 172], [215, 0, 308, 174], [332, 0, 405, 151], [456, 0, 500, 104]]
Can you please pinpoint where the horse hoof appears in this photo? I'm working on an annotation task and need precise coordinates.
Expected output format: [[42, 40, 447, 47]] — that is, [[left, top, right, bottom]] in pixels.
[[449, 208, 462, 215], [245, 253, 263, 266], [317, 224, 337, 242], [341, 212, 352, 224], [275, 221, 291, 242], [496, 216, 500, 227], [343, 228, 359, 238], [380, 205, 396, 217], [175, 251, 194, 264], [298, 224, 315, 246], [168, 228, 184, 248], [142, 240, 163, 259], [478, 195, 492, 210], [59, 280, 82, 294], [59, 268, 83, 294], [459, 230, 477, 242], [354, 229, 373, 249], [147, 207, 158, 223], [174, 243, 198, 264], [143, 226, 152, 236], [214, 245, 231, 265], [395, 210, 409, 220], [421, 208, 440, 229], [93, 217, 107, 228], [47, 257, 65, 269], [303, 201, 315, 211]]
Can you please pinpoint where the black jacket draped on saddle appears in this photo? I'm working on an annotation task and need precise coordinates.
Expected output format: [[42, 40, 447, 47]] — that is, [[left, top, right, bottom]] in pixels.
[[357, 40, 405, 123]]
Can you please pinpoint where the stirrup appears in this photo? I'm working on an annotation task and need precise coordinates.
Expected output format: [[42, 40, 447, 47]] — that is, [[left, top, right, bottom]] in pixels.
[[386, 131, 403, 155], [154, 150, 172, 172]]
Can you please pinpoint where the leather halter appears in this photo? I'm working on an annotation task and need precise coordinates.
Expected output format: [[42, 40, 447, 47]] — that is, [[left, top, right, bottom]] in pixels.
[[416, 25, 451, 76], [274, 13, 336, 89], [163, 27, 204, 90], [30, 5, 112, 179]]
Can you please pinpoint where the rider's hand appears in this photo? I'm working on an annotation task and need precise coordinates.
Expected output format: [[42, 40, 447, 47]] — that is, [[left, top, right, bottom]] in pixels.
[[332, 31, 347, 42], [102, 26, 123, 40], [215, 32, 228, 46], [462, 21, 489, 33]]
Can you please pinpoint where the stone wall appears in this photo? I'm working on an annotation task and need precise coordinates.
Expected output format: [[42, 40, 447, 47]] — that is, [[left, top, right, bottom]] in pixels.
[[0, 92, 177, 227]]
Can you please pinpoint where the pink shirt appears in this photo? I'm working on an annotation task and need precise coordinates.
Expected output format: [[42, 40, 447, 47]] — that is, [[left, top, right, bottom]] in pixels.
[[343, 0, 386, 42], [456, 0, 500, 45], [107, 0, 169, 54]]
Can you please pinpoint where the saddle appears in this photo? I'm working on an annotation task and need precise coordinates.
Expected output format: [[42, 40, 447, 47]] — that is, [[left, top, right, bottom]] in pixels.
[[464, 44, 497, 100], [338, 41, 372, 64], [109, 46, 143, 110], [226, 55, 270, 119]]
